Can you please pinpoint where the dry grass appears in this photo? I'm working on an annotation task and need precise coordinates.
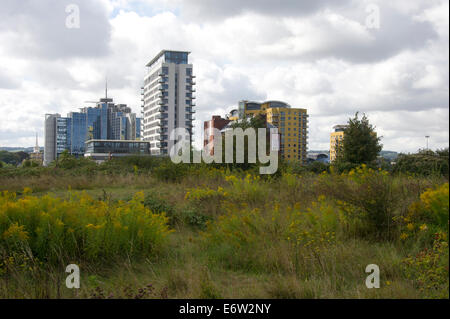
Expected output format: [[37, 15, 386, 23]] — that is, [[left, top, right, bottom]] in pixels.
[[0, 166, 447, 299]]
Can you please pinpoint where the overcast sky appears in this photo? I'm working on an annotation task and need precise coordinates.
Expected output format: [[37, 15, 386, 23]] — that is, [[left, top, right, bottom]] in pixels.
[[0, 0, 448, 152]]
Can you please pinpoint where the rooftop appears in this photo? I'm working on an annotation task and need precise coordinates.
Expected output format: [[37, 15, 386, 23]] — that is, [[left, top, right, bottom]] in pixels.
[[85, 139, 149, 144], [146, 50, 191, 67]]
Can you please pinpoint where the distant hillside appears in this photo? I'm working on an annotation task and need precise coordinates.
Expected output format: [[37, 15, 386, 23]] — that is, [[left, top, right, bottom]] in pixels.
[[0, 147, 43, 153]]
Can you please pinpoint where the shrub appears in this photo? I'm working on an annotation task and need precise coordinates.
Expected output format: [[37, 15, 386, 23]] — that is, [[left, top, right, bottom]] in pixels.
[[202, 199, 342, 273], [181, 208, 212, 229], [396, 183, 449, 243], [224, 174, 266, 204], [393, 149, 449, 177], [403, 232, 449, 298], [320, 165, 397, 239], [143, 192, 177, 224], [153, 161, 188, 182], [0, 190, 173, 264]]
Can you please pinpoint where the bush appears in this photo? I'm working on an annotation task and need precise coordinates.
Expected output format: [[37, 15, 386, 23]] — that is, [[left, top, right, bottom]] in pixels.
[[393, 149, 449, 177], [403, 232, 449, 298], [224, 174, 266, 204], [202, 200, 341, 273], [153, 161, 189, 182], [143, 192, 177, 225], [319, 165, 397, 239], [0, 190, 173, 264], [181, 208, 212, 229], [396, 183, 449, 243]]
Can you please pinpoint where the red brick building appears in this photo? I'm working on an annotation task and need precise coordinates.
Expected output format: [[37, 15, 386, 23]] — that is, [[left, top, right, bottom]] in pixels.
[[203, 115, 231, 155]]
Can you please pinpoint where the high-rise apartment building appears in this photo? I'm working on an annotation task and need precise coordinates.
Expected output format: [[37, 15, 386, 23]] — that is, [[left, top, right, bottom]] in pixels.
[[142, 50, 195, 155], [44, 96, 141, 165], [238, 100, 308, 163], [329, 125, 348, 162]]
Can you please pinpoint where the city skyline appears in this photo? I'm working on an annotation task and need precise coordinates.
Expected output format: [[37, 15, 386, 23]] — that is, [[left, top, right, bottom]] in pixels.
[[0, 0, 448, 153]]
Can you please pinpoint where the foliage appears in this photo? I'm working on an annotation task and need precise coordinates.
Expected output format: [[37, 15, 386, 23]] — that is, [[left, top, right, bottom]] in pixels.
[[51, 150, 97, 170], [0, 154, 449, 298], [202, 199, 342, 273], [319, 165, 398, 239], [222, 113, 268, 171], [0, 190, 173, 264], [224, 174, 266, 203], [142, 192, 178, 225], [396, 183, 449, 242], [153, 161, 189, 182], [0, 150, 29, 166], [393, 149, 449, 177], [403, 232, 449, 298], [338, 112, 382, 165], [22, 159, 39, 168]]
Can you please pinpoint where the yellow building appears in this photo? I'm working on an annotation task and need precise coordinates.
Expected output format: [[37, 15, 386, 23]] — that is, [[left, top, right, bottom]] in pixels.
[[238, 100, 308, 163], [226, 109, 239, 121], [330, 125, 347, 162]]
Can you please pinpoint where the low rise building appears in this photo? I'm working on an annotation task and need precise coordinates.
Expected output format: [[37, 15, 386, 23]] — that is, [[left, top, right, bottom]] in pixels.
[[84, 139, 150, 163]]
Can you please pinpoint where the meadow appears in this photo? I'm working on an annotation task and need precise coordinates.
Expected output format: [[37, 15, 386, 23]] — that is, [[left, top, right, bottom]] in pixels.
[[0, 157, 448, 299]]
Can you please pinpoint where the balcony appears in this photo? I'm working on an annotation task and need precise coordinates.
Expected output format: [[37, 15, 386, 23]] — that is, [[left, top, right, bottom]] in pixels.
[[186, 95, 196, 100]]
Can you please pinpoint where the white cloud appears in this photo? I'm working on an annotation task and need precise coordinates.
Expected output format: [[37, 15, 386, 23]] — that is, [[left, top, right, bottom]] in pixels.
[[0, 0, 448, 153]]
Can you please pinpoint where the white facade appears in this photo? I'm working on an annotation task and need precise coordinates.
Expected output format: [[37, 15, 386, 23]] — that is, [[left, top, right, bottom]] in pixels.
[[142, 50, 195, 155]]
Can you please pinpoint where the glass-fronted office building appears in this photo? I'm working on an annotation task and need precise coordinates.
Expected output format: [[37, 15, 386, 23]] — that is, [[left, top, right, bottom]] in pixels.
[[84, 139, 150, 162], [85, 140, 150, 155], [44, 96, 142, 165]]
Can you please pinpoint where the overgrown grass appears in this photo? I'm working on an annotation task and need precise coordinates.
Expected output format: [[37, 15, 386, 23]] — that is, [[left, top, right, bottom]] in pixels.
[[0, 159, 448, 299]]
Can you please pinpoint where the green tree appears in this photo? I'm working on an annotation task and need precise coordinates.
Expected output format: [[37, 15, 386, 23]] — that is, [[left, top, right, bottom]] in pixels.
[[393, 148, 449, 177], [338, 112, 382, 165], [222, 114, 268, 171], [0, 150, 20, 166], [15, 151, 30, 163]]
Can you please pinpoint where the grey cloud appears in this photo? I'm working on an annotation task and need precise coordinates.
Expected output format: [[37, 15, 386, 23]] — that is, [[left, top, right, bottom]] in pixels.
[[0, 0, 111, 60], [0, 71, 20, 89], [180, 0, 351, 19], [257, 10, 438, 64]]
